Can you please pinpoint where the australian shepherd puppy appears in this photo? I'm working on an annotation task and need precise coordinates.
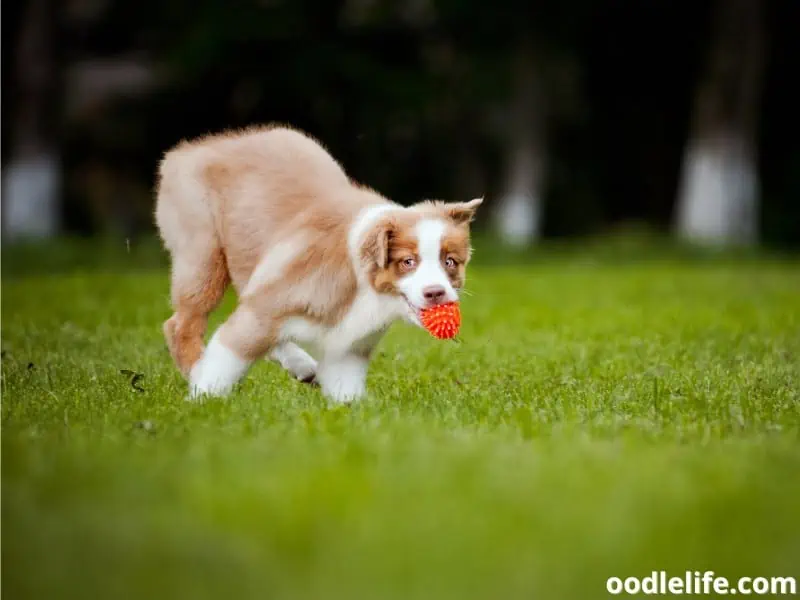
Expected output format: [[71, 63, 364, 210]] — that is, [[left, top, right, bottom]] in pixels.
[[155, 125, 481, 403]]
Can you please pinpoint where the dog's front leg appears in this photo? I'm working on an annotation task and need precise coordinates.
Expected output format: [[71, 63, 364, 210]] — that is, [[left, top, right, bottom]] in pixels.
[[316, 352, 370, 404], [189, 305, 276, 400]]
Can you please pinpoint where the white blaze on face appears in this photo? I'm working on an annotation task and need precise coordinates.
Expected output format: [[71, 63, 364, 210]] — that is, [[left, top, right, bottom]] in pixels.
[[397, 218, 458, 311]]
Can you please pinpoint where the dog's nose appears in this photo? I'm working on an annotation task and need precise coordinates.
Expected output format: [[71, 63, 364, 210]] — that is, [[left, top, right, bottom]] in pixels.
[[423, 285, 447, 305]]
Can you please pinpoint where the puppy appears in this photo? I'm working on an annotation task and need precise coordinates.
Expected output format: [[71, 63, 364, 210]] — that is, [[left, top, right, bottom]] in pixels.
[[155, 125, 481, 402]]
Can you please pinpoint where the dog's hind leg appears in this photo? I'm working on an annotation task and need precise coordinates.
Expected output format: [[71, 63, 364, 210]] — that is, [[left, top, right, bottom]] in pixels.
[[163, 247, 229, 378], [156, 163, 229, 378]]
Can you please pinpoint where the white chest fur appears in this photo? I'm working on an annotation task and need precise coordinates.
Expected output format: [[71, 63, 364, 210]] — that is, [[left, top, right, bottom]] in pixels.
[[279, 289, 406, 359]]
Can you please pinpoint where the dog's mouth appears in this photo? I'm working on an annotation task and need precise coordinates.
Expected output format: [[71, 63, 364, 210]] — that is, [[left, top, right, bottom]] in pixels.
[[401, 295, 423, 327], [400, 290, 462, 327]]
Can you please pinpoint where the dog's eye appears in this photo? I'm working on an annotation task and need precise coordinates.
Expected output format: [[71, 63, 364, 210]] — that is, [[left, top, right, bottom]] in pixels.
[[401, 257, 416, 270], [445, 257, 457, 269]]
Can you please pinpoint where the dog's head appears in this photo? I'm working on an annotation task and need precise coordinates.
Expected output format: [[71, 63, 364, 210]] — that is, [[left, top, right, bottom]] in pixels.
[[360, 198, 482, 324]]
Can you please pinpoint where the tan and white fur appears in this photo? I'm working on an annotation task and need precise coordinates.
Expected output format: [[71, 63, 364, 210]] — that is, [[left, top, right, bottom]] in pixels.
[[155, 125, 481, 403]]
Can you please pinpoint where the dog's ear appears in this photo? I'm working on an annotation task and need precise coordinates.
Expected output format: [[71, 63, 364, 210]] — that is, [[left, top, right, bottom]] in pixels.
[[362, 217, 395, 269], [444, 197, 483, 225]]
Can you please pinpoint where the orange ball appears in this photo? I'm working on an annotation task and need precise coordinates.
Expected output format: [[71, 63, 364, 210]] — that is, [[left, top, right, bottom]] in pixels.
[[420, 302, 461, 340]]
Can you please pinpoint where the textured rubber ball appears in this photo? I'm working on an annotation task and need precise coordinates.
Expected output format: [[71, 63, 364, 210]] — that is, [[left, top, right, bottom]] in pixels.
[[420, 302, 461, 340]]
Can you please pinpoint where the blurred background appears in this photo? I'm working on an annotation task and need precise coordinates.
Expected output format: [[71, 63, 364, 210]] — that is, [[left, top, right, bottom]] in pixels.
[[2, 0, 799, 250]]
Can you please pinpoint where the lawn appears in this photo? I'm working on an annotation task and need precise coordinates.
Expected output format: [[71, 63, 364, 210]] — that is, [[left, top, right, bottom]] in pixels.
[[2, 237, 799, 600]]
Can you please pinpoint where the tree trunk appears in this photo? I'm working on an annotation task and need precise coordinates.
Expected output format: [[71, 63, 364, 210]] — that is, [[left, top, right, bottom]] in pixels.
[[2, 0, 61, 241], [675, 0, 765, 245], [495, 39, 545, 246]]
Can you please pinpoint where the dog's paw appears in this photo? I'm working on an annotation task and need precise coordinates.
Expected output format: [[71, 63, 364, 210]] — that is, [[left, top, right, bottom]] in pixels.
[[316, 354, 368, 404], [283, 350, 317, 383], [188, 360, 238, 400], [299, 372, 319, 386], [318, 372, 366, 404], [187, 382, 232, 401], [269, 343, 318, 384]]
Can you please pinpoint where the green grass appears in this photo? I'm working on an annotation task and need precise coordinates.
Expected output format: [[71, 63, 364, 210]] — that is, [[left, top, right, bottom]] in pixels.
[[3, 238, 800, 600]]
